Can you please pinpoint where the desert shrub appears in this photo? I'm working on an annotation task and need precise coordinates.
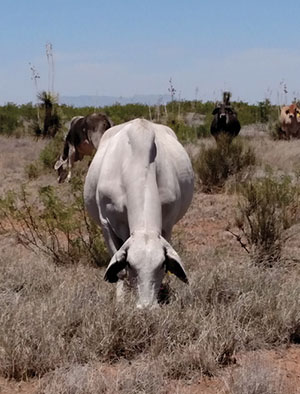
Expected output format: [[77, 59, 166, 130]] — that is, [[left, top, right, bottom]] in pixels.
[[167, 119, 199, 143], [0, 183, 109, 266], [25, 162, 41, 179], [258, 99, 272, 123], [105, 103, 149, 125], [195, 115, 212, 138], [235, 175, 300, 265], [19, 102, 37, 121], [39, 131, 65, 169], [267, 119, 287, 140], [0, 103, 20, 135], [194, 135, 256, 192]]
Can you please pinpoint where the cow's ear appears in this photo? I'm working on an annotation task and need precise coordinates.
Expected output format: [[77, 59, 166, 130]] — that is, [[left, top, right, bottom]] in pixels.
[[212, 107, 219, 115], [104, 240, 131, 283], [104, 249, 127, 283], [162, 239, 188, 284]]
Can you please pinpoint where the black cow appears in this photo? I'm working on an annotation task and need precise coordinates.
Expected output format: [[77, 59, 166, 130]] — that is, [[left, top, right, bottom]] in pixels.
[[54, 113, 113, 183], [210, 93, 241, 142]]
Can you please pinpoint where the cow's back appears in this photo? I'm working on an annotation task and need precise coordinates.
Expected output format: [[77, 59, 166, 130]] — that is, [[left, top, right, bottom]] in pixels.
[[66, 117, 86, 146], [91, 119, 193, 199], [84, 119, 194, 239]]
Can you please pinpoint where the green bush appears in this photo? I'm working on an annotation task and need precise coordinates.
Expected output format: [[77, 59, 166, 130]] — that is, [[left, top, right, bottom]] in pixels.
[[268, 120, 287, 140], [39, 132, 65, 169], [0, 103, 20, 135], [194, 136, 256, 192], [166, 119, 198, 143], [0, 184, 109, 266], [25, 162, 41, 180], [105, 103, 149, 124], [235, 175, 300, 265]]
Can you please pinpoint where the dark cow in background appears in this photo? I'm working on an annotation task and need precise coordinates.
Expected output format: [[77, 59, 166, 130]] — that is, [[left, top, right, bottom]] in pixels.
[[210, 92, 241, 142], [54, 113, 113, 183]]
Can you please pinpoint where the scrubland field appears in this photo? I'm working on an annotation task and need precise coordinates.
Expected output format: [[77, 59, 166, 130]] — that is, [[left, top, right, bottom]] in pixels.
[[0, 119, 300, 393]]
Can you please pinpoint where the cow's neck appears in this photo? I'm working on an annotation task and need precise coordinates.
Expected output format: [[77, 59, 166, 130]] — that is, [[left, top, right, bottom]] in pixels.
[[125, 162, 162, 234], [123, 124, 162, 234]]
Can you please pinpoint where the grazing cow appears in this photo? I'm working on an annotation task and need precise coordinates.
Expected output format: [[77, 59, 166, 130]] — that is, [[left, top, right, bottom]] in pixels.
[[84, 119, 194, 308], [210, 93, 241, 142], [54, 113, 113, 183], [279, 104, 300, 139]]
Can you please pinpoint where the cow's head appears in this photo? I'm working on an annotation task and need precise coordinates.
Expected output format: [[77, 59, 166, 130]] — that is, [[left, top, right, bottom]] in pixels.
[[104, 232, 188, 308], [280, 104, 300, 125], [54, 157, 69, 183], [212, 104, 235, 124]]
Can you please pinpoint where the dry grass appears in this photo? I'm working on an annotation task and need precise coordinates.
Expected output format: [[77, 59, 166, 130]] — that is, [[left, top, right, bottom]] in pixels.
[[189, 130, 300, 178], [38, 360, 167, 394], [0, 130, 300, 393], [248, 137, 300, 174], [0, 244, 299, 382], [223, 353, 298, 394], [38, 364, 118, 394]]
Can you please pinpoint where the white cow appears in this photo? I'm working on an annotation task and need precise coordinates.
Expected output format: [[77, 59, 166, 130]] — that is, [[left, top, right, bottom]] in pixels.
[[84, 119, 194, 308]]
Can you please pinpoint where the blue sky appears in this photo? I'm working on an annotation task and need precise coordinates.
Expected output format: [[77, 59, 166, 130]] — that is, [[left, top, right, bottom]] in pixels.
[[1, 0, 300, 104]]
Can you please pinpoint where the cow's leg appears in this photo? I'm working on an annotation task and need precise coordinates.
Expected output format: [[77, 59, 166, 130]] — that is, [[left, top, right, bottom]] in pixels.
[[67, 145, 76, 182]]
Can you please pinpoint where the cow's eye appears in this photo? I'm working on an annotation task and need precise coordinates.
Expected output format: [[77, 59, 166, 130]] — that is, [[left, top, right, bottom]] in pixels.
[[286, 110, 289, 115]]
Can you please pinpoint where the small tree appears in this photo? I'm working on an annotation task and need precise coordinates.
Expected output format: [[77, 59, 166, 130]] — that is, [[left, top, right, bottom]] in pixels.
[[258, 98, 271, 123]]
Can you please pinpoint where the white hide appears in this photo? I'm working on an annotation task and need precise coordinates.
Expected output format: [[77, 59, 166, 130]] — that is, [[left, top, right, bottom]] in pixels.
[[84, 119, 194, 308]]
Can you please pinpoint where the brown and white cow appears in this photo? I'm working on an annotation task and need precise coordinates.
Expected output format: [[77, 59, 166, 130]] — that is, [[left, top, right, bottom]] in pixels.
[[279, 104, 300, 139], [54, 113, 113, 183]]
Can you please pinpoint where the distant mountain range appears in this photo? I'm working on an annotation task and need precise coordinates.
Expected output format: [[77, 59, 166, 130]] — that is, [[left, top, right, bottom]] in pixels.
[[60, 94, 172, 108]]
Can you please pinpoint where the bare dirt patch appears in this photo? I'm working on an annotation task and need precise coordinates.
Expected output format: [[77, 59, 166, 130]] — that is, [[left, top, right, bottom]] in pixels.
[[0, 135, 55, 195], [175, 191, 240, 255]]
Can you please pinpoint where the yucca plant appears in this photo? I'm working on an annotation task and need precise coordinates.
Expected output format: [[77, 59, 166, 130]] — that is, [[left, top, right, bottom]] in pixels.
[[37, 91, 60, 137]]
